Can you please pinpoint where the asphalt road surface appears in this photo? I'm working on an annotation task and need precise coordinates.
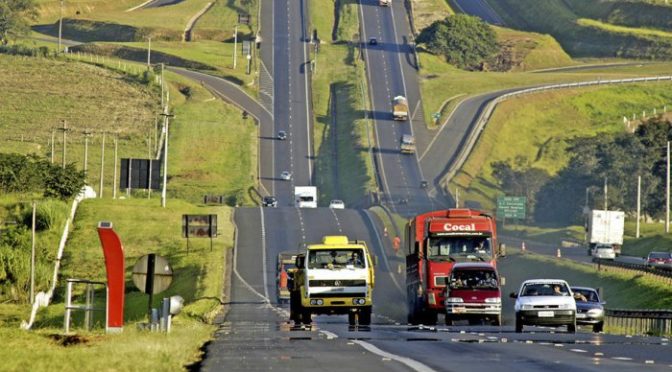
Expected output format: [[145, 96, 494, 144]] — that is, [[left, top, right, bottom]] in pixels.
[[198, 207, 672, 371]]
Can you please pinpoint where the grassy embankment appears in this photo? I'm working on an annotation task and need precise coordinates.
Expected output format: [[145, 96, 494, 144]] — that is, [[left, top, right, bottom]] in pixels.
[[448, 81, 672, 243], [28, 1, 258, 93], [483, 0, 672, 59], [0, 52, 255, 369], [409, 0, 454, 32], [309, 0, 376, 206]]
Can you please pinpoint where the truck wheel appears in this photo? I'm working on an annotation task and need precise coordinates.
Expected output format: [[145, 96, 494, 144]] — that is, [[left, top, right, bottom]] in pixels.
[[567, 320, 576, 333], [423, 312, 438, 326], [359, 307, 372, 326], [301, 308, 312, 325], [515, 316, 523, 333], [491, 315, 501, 326], [445, 315, 454, 326], [593, 322, 604, 333], [468, 318, 482, 326]]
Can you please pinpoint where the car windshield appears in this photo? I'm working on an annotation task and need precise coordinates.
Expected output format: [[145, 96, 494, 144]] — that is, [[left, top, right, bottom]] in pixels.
[[426, 237, 492, 261], [449, 269, 498, 290], [571, 288, 599, 302], [308, 249, 365, 269], [649, 252, 670, 259], [521, 283, 570, 297]]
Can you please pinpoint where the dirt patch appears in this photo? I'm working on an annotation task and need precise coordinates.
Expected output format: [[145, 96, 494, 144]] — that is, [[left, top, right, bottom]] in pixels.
[[48, 333, 92, 347]]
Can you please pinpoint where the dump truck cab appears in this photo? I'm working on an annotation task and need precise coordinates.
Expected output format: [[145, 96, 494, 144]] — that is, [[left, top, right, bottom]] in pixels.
[[290, 236, 375, 326]]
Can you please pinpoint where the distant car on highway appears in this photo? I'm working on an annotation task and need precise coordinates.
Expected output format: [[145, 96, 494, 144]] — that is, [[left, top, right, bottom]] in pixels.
[[262, 196, 278, 208], [281, 171, 292, 181], [329, 200, 345, 209], [590, 244, 615, 260], [277, 130, 287, 140], [571, 286, 604, 333], [368, 37, 378, 46], [511, 279, 576, 333], [646, 251, 672, 270]]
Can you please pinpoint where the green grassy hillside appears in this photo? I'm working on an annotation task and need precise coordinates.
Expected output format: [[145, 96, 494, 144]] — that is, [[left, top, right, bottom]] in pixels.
[[484, 0, 672, 59]]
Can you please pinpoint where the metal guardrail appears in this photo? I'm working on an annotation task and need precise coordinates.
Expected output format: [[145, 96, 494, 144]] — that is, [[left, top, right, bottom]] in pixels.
[[440, 75, 672, 189], [593, 258, 672, 281], [605, 308, 672, 336]]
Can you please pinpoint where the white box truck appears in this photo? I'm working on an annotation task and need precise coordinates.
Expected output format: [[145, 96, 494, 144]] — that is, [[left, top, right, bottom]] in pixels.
[[379, 0, 391, 6], [295, 186, 317, 208], [587, 210, 624, 256]]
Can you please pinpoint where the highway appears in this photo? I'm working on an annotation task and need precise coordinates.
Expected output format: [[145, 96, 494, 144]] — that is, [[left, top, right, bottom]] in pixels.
[[358, 0, 438, 216]]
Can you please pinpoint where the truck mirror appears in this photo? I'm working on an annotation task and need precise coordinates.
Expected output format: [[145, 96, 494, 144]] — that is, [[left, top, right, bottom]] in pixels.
[[295, 255, 305, 269], [499, 276, 506, 286], [509, 292, 517, 298]]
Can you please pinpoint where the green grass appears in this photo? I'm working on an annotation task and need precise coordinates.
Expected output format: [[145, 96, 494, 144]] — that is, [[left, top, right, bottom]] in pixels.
[[36, 0, 213, 36], [623, 221, 672, 257], [0, 55, 159, 194], [410, 0, 454, 33], [578, 18, 672, 39], [310, 0, 376, 205], [492, 26, 575, 72], [167, 71, 257, 204], [450, 82, 672, 212], [192, 0, 258, 41]]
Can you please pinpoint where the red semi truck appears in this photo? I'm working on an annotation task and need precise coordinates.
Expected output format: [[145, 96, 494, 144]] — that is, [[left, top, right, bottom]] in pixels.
[[405, 209, 498, 325]]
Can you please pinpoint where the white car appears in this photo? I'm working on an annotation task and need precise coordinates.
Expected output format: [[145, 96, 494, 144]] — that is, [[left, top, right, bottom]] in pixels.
[[280, 171, 292, 181], [591, 244, 615, 260], [510, 279, 576, 333], [329, 200, 345, 209]]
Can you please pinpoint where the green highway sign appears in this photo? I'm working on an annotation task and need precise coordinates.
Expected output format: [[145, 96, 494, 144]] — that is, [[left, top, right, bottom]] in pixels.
[[497, 196, 526, 219]]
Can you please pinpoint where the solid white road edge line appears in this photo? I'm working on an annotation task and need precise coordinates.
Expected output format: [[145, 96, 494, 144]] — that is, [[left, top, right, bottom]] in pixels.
[[352, 340, 436, 372], [260, 207, 270, 299]]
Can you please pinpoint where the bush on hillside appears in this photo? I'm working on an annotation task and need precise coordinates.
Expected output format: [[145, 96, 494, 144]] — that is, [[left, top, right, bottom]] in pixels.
[[417, 14, 498, 70], [0, 154, 85, 200]]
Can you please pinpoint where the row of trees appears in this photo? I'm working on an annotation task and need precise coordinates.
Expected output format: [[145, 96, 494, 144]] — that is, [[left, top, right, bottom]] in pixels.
[[0, 0, 37, 45], [0, 153, 86, 199], [493, 118, 672, 225]]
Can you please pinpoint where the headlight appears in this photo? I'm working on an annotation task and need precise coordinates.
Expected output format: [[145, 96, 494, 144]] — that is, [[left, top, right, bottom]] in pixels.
[[352, 298, 366, 305], [521, 304, 534, 310], [445, 297, 464, 303], [557, 303, 572, 310], [587, 308, 604, 316], [316, 299, 324, 305], [484, 297, 501, 304], [310, 299, 317, 305]]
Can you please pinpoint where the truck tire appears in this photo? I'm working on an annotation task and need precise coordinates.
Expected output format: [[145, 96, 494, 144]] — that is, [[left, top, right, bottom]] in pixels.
[[593, 322, 604, 333], [359, 307, 372, 326], [301, 308, 312, 325], [348, 312, 357, 326], [515, 315, 523, 333], [422, 311, 438, 326], [445, 315, 454, 326], [567, 320, 576, 333]]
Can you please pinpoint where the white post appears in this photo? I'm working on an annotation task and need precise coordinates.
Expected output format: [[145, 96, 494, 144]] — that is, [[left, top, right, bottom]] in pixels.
[[233, 25, 238, 69], [113, 135, 118, 199], [161, 117, 169, 208], [147, 37, 152, 68], [636, 175, 641, 239], [99, 132, 106, 198]]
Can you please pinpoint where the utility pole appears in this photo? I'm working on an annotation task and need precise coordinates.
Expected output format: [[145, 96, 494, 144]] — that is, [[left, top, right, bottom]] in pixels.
[[99, 132, 106, 198], [636, 175, 641, 239], [58, 120, 70, 169], [58, 0, 64, 53], [148, 134, 153, 199], [160, 104, 174, 208], [233, 25, 238, 69], [83, 129, 92, 181], [30, 202, 36, 305], [147, 37, 152, 68], [50, 129, 55, 164], [667, 141, 670, 233], [113, 134, 118, 199], [160, 63, 165, 109]]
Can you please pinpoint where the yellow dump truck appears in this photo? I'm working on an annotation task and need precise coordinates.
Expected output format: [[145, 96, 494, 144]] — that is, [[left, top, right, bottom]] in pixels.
[[393, 95, 409, 121], [400, 134, 416, 154], [290, 236, 375, 326]]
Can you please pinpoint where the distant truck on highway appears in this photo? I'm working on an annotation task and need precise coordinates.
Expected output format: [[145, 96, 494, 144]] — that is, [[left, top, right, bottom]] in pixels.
[[392, 96, 408, 121], [294, 186, 317, 208], [290, 236, 375, 326], [587, 210, 624, 256], [379, 0, 391, 6], [400, 134, 416, 154]]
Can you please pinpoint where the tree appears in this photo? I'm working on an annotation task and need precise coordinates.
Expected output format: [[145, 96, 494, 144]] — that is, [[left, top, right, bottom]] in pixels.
[[0, 0, 37, 45], [417, 14, 498, 70]]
